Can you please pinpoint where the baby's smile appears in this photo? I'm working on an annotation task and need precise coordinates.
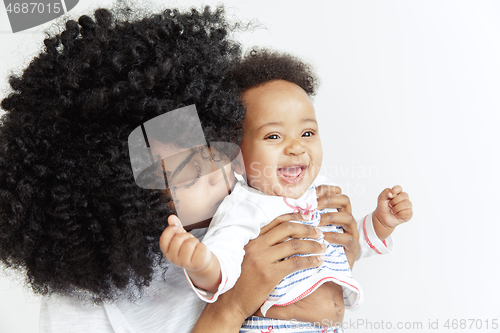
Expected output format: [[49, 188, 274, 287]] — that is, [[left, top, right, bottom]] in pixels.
[[277, 165, 307, 184]]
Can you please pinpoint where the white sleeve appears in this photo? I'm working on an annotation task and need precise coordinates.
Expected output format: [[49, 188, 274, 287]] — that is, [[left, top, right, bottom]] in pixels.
[[357, 213, 394, 260], [184, 193, 268, 303]]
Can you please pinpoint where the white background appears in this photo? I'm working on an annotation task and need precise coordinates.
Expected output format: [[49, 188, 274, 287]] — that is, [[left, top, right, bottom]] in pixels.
[[1, 0, 499, 332]]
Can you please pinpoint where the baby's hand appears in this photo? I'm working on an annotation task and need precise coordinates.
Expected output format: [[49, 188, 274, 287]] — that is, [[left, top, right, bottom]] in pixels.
[[373, 185, 413, 229], [159, 215, 212, 272]]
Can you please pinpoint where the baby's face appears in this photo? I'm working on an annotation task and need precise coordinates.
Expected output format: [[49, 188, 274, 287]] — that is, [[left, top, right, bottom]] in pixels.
[[240, 80, 323, 199]]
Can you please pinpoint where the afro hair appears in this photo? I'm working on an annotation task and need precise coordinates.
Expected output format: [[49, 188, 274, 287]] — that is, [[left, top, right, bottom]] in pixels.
[[0, 5, 244, 300], [228, 48, 319, 97]]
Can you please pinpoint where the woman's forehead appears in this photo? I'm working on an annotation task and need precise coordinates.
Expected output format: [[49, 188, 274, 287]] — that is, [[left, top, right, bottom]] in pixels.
[[150, 140, 195, 161], [150, 142, 205, 170]]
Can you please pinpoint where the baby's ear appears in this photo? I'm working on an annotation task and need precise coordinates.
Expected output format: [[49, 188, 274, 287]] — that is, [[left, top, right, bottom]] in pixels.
[[231, 150, 246, 176]]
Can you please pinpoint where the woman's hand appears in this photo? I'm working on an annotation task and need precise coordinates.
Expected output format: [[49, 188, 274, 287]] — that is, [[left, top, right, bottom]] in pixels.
[[191, 213, 326, 333], [316, 185, 360, 268], [191, 186, 361, 332], [257, 186, 361, 325]]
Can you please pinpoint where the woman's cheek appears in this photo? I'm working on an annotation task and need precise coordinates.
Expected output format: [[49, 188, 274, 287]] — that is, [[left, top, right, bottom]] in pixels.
[[172, 186, 210, 226]]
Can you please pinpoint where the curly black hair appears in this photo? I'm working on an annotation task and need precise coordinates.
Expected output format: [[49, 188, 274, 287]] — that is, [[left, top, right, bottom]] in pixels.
[[228, 48, 318, 96], [0, 5, 244, 300]]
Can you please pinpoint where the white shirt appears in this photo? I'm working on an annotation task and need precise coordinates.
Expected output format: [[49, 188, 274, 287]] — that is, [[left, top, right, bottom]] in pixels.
[[185, 176, 393, 316], [39, 230, 207, 333]]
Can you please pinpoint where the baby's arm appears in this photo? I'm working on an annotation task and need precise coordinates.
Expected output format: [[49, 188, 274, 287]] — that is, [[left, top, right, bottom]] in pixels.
[[372, 185, 413, 240], [159, 215, 221, 293]]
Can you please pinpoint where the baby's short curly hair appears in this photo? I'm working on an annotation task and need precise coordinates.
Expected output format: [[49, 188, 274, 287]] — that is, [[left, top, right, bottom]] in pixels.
[[229, 48, 319, 96], [0, 5, 243, 300]]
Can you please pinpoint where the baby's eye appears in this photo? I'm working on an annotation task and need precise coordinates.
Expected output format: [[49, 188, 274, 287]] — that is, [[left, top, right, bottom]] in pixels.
[[265, 134, 280, 140], [302, 131, 315, 137]]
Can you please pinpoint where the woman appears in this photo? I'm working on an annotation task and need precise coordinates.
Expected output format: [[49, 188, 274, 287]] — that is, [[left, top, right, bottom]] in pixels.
[[0, 5, 361, 332]]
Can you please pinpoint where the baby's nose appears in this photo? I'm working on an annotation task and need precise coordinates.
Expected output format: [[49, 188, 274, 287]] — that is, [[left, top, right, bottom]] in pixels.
[[284, 139, 306, 155]]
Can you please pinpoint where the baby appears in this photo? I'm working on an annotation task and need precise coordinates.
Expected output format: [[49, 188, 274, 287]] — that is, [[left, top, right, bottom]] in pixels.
[[162, 50, 412, 331]]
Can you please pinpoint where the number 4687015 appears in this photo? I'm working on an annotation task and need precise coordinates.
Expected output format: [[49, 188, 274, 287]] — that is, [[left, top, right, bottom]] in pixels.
[[6, 2, 61, 14], [444, 319, 498, 330]]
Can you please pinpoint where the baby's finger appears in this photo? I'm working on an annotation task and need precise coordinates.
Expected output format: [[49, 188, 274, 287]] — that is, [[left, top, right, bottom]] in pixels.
[[191, 243, 212, 271], [159, 222, 187, 255], [168, 215, 186, 230], [395, 208, 413, 222], [378, 188, 392, 201], [389, 191, 409, 207], [391, 199, 412, 215], [271, 239, 326, 263], [168, 232, 196, 260], [178, 237, 202, 268], [388, 185, 403, 199]]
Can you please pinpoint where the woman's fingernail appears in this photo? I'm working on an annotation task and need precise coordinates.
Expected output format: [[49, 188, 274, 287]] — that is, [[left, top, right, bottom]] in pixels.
[[321, 243, 327, 249], [315, 227, 322, 236], [317, 254, 326, 261]]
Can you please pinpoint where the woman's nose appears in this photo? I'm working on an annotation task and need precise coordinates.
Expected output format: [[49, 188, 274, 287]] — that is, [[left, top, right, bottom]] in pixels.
[[284, 139, 306, 156], [208, 167, 225, 186]]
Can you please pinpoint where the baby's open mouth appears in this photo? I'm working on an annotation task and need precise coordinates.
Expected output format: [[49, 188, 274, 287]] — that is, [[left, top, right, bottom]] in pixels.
[[277, 166, 306, 184]]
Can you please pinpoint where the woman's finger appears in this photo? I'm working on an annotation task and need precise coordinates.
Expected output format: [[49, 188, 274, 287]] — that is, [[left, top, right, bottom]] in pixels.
[[323, 232, 356, 248], [272, 253, 325, 278], [259, 213, 305, 235], [322, 232, 360, 269], [317, 193, 352, 213], [318, 211, 357, 234], [315, 185, 342, 197], [268, 239, 327, 263], [260, 221, 322, 246]]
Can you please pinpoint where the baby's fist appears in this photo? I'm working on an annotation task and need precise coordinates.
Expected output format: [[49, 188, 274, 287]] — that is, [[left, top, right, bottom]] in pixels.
[[160, 215, 212, 272], [373, 185, 413, 229]]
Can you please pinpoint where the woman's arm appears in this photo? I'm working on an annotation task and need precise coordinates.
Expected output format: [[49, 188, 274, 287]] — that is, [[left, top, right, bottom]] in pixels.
[[191, 213, 325, 333]]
